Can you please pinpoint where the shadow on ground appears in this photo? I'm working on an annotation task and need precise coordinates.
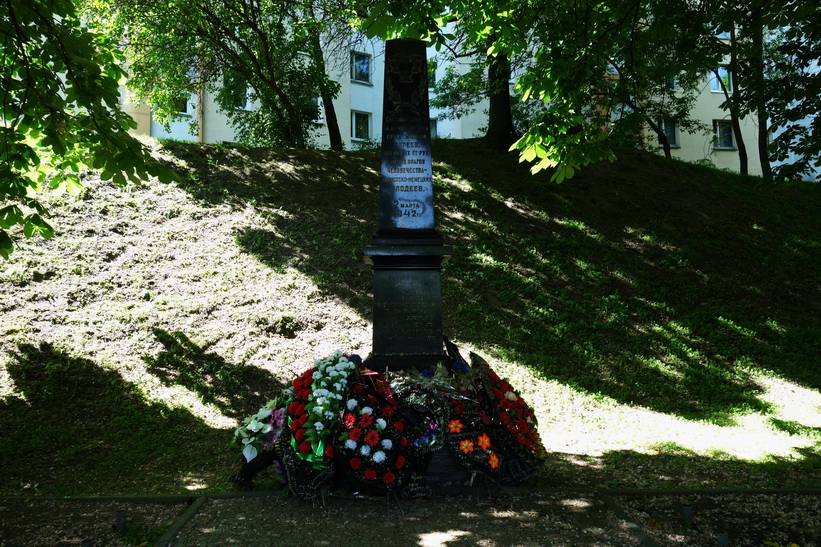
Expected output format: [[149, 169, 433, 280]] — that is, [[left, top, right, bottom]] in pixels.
[[144, 328, 284, 420], [159, 140, 821, 426], [0, 341, 283, 496]]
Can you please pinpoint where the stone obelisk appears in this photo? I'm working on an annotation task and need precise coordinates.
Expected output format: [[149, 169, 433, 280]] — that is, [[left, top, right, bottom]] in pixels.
[[363, 39, 451, 372]]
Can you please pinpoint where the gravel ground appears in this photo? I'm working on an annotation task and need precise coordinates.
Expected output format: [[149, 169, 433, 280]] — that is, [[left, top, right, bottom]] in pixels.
[[3, 489, 820, 546]]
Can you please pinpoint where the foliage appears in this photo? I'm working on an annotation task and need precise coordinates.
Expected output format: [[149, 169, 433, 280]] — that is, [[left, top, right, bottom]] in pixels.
[[763, 4, 821, 181], [0, 0, 176, 259], [361, 0, 820, 181], [85, 0, 350, 149]]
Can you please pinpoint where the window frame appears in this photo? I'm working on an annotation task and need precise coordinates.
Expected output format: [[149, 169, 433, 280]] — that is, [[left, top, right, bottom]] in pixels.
[[713, 119, 735, 150], [351, 110, 371, 141], [659, 119, 679, 148], [710, 66, 733, 93], [351, 52, 372, 85]]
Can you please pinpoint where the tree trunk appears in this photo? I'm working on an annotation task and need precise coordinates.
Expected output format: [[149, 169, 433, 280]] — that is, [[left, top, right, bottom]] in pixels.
[[750, 9, 772, 179], [727, 27, 748, 175], [308, 29, 343, 151], [484, 41, 517, 149], [647, 119, 672, 159]]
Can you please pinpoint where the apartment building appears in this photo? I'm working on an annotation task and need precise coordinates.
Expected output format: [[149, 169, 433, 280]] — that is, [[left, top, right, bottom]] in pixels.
[[124, 39, 766, 178]]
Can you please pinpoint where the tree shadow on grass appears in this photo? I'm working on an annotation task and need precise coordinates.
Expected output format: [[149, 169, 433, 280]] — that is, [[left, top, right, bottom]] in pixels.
[[158, 140, 821, 426], [143, 328, 285, 420], [164, 142, 378, 316], [0, 342, 247, 496]]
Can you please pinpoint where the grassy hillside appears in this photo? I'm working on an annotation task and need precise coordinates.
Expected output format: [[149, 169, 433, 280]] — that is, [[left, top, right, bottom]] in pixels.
[[1, 139, 819, 495]]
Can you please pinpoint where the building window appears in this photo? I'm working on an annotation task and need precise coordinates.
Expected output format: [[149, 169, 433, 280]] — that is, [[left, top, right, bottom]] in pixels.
[[659, 120, 678, 147], [713, 120, 735, 149], [352, 111, 370, 140], [178, 98, 189, 115], [224, 71, 247, 109], [430, 118, 438, 139], [710, 66, 733, 93], [351, 52, 371, 84], [428, 59, 437, 88]]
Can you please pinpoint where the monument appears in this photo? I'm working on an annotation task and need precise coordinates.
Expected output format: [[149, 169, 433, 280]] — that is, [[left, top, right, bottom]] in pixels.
[[363, 39, 452, 372]]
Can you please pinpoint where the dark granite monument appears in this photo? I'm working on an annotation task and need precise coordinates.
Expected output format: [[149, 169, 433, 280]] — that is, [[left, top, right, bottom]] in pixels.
[[363, 39, 452, 372]]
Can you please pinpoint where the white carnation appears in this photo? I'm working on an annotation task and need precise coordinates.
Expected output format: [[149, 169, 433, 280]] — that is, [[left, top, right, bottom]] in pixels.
[[324, 410, 335, 420], [361, 406, 373, 415], [376, 418, 387, 430], [347, 399, 358, 410], [314, 422, 324, 431], [359, 445, 371, 456], [345, 439, 357, 449], [372, 450, 386, 463], [381, 439, 393, 450]]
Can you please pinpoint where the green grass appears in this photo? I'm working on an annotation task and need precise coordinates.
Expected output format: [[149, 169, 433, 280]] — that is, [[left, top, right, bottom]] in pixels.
[[1, 139, 819, 495]]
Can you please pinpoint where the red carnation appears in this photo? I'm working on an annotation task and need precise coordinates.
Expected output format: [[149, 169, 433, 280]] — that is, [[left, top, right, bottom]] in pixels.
[[367, 395, 377, 403], [395, 455, 406, 469], [348, 427, 362, 441], [399, 437, 408, 447], [296, 403, 306, 415], [364, 430, 381, 447], [353, 384, 365, 393], [324, 445, 334, 458], [298, 441, 312, 455], [364, 469, 377, 480], [349, 457, 362, 470], [299, 414, 310, 426], [382, 406, 395, 417], [293, 377, 304, 391], [382, 472, 396, 485], [499, 411, 511, 424], [393, 421, 405, 432], [295, 428, 306, 442], [359, 413, 374, 428], [289, 419, 300, 432], [287, 401, 298, 414]]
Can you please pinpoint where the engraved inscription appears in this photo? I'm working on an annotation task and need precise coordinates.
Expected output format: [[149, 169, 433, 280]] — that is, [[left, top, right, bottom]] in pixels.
[[378, 41, 435, 231]]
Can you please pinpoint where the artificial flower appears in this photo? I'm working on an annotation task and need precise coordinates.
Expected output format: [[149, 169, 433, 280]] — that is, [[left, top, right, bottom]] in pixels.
[[359, 413, 374, 428], [364, 430, 381, 447], [459, 439, 475, 454], [376, 418, 387, 430], [381, 439, 393, 450], [349, 457, 362, 470], [343, 413, 356, 427], [347, 399, 358, 410], [360, 445, 371, 456], [395, 455, 406, 469], [324, 445, 334, 458], [345, 439, 357, 449], [448, 419, 464, 433], [477, 434, 491, 450], [393, 421, 405, 432], [383, 472, 396, 484], [298, 441, 312, 455], [488, 453, 500, 469], [364, 469, 377, 480], [372, 450, 386, 463]]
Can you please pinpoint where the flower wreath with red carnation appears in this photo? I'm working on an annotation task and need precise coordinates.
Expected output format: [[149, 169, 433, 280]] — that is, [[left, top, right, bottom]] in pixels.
[[469, 353, 545, 458], [334, 371, 411, 490]]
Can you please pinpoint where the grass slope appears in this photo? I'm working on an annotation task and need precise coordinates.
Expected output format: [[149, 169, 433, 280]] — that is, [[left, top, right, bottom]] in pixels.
[[1, 139, 819, 496]]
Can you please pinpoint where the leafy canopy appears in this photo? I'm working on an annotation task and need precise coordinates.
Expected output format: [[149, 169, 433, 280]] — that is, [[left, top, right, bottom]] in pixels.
[[1, 0, 175, 259]]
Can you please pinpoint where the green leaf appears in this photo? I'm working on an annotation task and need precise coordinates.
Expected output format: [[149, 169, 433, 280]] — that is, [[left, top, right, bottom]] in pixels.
[[0, 231, 13, 260], [0, 206, 25, 230]]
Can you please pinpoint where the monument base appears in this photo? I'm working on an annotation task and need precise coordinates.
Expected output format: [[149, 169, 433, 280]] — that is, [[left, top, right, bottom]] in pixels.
[[363, 240, 452, 372]]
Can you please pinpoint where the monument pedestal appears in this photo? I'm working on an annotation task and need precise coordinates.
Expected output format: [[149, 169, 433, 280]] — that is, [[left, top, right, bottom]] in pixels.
[[364, 234, 451, 372]]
